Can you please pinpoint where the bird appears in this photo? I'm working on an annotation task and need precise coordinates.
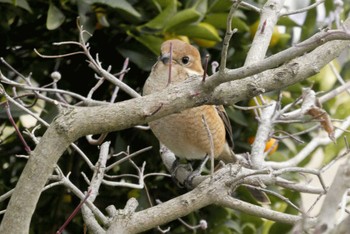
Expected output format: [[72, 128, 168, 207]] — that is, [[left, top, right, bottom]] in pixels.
[[143, 39, 235, 163], [143, 40, 270, 203]]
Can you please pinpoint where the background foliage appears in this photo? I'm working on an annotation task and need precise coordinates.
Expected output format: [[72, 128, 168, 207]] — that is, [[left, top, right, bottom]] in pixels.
[[0, 0, 350, 233]]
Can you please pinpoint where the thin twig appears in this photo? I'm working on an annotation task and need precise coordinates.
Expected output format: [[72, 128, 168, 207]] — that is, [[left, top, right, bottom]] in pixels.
[[87, 76, 105, 100], [111, 58, 130, 103], [202, 54, 209, 82], [56, 189, 92, 234], [0, 189, 14, 203], [106, 146, 152, 171], [281, 0, 325, 16], [274, 167, 327, 192], [321, 142, 350, 173], [4, 102, 31, 154], [201, 115, 214, 177], [233, 103, 273, 110], [35, 48, 85, 58], [244, 184, 305, 214], [0, 73, 106, 106], [306, 193, 324, 214], [167, 42, 173, 86], [237, 1, 261, 13], [219, 2, 240, 73], [273, 124, 320, 143], [35, 24, 140, 98]]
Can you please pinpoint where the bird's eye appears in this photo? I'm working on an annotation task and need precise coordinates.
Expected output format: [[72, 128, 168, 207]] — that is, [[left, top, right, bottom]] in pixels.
[[181, 56, 190, 65]]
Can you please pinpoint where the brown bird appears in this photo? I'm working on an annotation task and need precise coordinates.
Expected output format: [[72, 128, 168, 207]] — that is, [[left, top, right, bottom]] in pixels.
[[143, 39, 235, 163], [143, 39, 269, 203]]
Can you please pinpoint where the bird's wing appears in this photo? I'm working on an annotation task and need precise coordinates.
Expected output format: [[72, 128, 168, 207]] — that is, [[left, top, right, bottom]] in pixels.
[[216, 105, 234, 149]]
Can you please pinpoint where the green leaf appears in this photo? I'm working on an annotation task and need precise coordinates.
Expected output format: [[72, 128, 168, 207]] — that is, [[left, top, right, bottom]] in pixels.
[[224, 219, 242, 233], [127, 31, 163, 55], [340, 60, 350, 81], [242, 222, 257, 234], [0, 0, 32, 12], [188, 0, 207, 16], [309, 62, 338, 91], [46, 3, 65, 30], [300, 0, 317, 41], [324, 0, 334, 16], [143, 0, 177, 30], [276, 33, 291, 47], [150, 0, 162, 12], [85, 0, 141, 19], [277, 16, 300, 27], [205, 13, 249, 31], [226, 107, 248, 127], [174, 23, 221, 41], [164, 8, 201, 32], [153, 0, 171, 8], [328, 92, 350, 119], [208, 0, 232, 12], [117, 47, 155, 71]]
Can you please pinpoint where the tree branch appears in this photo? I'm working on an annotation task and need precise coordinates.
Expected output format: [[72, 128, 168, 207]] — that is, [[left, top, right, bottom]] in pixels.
[[1, 14, 350, 234], [314, 157, 350, 233], [106, 164, 303, 233]]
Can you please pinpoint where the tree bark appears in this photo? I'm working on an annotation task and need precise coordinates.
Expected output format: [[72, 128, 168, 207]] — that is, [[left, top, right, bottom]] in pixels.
[[1, 16, 349, 234]]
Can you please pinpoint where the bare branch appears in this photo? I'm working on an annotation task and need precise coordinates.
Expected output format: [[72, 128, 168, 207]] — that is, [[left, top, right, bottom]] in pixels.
[[1, 10, 350, 234], [34, 48, 85, 58], [320, 75, 350, 102], [0, 190, 14, 203], [110, 58, 130, 103], [208, 28, 350, 88], [34, 25, 140, 98], [266, 115, 350, 169], [281, 0, 325, 16], [215, 195, 302, 224], [103, 161, 146, 189], [313, 158, 350, 233], [81, 141, 110, 233], [105, 146, 152, 171], [201, 115, 215, 176], [237, 1, 261, 13], [219, 2, 239, 73], [3, 101, 31, 154], [56, 190, 92, 234]]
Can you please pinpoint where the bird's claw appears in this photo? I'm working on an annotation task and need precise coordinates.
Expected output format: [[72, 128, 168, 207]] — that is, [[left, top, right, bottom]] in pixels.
[[170, 159, 193, 188], [184, 155, 209, 189], [183, 169, 201, 189]]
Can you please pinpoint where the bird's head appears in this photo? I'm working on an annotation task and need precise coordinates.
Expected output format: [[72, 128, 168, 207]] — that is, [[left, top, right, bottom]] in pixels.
[[159, 39, 204, 75]]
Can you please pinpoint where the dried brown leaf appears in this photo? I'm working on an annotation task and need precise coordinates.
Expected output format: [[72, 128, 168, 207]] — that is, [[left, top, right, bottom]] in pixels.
[[307, 106, 335, 142]]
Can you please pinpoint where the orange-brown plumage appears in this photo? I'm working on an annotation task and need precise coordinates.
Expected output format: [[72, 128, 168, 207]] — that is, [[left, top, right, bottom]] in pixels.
[[143, 39, 234, 162]]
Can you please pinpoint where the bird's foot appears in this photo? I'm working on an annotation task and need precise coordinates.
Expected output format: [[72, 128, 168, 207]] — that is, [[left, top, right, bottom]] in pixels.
[[183, 155, 209, 189], [170, 159, 193, 188]]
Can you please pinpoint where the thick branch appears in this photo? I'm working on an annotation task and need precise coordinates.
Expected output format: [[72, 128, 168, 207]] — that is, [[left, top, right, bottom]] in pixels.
[[212, 33, 350, 104], [207, 28, 350, 88], [245, 0, 285, 64], [215, 196, 300, 224], [1, 16, 350, 234], [242, 0, 284, 169], [0, 120, 71, 234], [107, 165, 302, 233], [314, 158, 350, 233]]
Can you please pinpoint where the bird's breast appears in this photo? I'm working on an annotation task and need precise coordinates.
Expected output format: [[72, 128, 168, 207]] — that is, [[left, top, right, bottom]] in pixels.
[[149, 105, 226, 160], [143, 62, 190, 95]]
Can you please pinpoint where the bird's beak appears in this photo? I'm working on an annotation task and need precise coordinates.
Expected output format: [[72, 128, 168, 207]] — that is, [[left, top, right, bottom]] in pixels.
[[159, 53, 170, 64]]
